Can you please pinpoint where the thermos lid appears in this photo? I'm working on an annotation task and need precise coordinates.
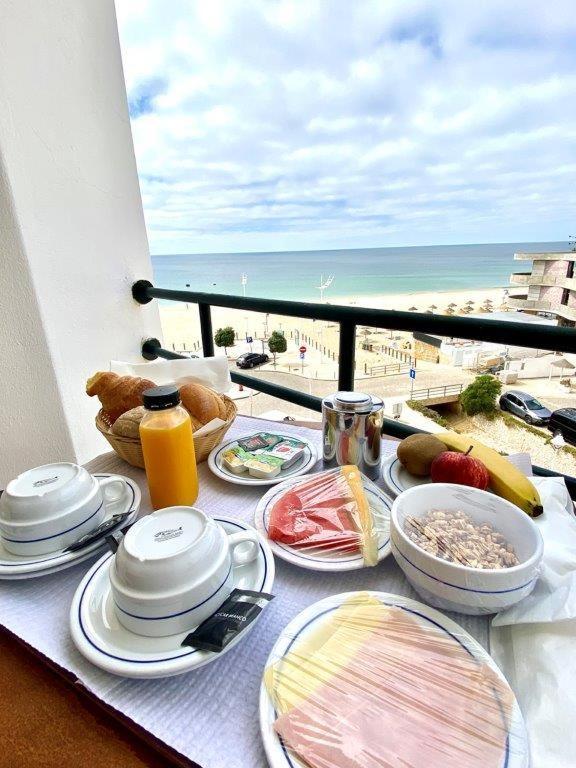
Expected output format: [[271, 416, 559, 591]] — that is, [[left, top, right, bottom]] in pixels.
[[327, 391, 382, 413]]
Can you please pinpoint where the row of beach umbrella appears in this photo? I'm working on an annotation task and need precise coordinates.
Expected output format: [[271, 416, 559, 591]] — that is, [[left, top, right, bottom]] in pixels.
[[407, 297, 509, 314]]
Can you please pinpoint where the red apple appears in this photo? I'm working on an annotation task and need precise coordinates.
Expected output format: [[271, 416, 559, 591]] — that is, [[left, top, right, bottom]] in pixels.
[[430, 449, 489, 490]]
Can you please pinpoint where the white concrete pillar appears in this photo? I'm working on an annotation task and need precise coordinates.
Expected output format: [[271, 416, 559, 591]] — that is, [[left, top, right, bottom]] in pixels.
[[0, 0, 161, 484]]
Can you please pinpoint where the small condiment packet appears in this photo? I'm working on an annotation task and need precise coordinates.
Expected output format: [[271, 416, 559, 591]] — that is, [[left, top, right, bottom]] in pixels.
[[265, 438, 306, 468], [237, 434, 270, 452], [244, 454, 284, 478], [182, 589, 275, 653]]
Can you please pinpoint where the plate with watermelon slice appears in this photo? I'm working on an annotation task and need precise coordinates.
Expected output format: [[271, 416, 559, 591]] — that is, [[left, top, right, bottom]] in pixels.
[[254, 469, 393, 571]]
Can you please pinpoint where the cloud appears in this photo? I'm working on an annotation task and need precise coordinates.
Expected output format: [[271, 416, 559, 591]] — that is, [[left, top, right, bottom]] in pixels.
[[115, 0, 576, 253]]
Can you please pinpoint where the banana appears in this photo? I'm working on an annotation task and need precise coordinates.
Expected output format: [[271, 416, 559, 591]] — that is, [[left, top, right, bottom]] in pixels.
[[436, 431, 543, 517]]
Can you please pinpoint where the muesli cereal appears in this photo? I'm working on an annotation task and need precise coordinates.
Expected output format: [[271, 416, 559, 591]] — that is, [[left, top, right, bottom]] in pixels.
[[404, 509, 519, 569]]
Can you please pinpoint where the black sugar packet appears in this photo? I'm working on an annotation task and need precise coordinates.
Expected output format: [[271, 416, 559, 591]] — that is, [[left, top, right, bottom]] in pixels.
[[182, 589, 274, 653]]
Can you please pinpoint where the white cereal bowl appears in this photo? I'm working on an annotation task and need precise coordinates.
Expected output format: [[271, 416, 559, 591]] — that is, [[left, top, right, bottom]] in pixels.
[[0, 463, 124, 556], [109, 506, 260, 637], [390, 483, 544, 615]]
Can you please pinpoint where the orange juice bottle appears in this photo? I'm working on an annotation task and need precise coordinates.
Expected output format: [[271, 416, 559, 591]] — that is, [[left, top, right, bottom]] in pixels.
[[140, 385, 198, 510]]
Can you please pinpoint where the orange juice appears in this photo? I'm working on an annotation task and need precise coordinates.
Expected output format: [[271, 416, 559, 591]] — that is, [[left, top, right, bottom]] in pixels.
[[139, 386, 198, 510]]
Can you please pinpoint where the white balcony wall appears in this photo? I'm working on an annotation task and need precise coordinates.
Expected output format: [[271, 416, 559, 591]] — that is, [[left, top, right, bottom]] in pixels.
[[0, 0, 161, 484]]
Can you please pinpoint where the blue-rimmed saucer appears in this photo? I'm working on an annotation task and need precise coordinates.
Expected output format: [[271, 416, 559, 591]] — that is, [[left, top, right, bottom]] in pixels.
[[70, 516, 275, 679], [254, 474, 392, 571], [381, 455, 429, 497], [259, 591, 530, 768], [0, 475, 140, 580]]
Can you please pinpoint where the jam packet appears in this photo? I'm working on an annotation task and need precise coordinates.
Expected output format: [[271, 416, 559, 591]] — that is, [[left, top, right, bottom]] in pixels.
[[237, 434, 270, 452], [182, 589, 274, 653], [265, 438, 306, 468]]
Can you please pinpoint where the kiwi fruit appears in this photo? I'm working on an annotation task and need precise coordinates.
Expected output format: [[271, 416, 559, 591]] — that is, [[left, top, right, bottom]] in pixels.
[[396, 434, 446, 477]]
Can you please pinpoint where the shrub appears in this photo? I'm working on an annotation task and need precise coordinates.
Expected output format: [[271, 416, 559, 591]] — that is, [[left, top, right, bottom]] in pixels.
[[268, 330, 287, 363], [214, 326, 235, 354], [460, 375, 502, 416]]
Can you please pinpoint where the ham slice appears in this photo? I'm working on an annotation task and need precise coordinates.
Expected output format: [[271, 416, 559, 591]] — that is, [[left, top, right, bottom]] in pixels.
[[271, 601, 514, 768], [268, 467, 373, 558]]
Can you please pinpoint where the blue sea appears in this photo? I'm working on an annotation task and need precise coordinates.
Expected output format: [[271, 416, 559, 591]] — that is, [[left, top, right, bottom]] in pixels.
[[152, 241, 566, 302]]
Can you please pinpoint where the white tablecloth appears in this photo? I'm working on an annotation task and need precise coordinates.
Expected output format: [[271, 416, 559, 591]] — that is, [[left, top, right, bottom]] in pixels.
[[0, 417, 490, 768]]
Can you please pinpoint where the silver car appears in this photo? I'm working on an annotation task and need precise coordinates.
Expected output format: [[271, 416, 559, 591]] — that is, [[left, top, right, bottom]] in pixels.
[[499, 390, 552, 425]]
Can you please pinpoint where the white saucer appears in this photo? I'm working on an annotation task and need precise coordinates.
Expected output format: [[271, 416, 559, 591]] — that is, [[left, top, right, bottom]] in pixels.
[[259, 591, 529, 768], [208, 433, 318, 487], [0, 475, 141, 580], [254, 474, 392, 571], [70, 516, 275, 678], [382, 455, 431, 497]]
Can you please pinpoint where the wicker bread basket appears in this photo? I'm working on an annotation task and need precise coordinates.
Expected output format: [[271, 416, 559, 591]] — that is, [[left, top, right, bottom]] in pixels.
[[95, 395, 237, 469]]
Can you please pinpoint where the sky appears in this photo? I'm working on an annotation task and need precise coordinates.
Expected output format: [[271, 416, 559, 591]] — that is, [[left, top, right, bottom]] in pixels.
[[115, 0, 576, 255]]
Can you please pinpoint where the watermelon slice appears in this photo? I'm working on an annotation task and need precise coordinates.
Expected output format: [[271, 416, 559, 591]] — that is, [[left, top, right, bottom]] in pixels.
[[268, 468, 367, 555]]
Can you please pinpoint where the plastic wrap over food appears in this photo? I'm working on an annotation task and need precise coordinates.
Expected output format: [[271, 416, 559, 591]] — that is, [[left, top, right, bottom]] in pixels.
[[267, 466, 386, 565], [264, 593, 528, 768]]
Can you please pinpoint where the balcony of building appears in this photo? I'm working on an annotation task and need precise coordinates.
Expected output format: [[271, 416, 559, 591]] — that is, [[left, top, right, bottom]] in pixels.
[[507, 293, 576, 322], [510, 273, 576, 291]]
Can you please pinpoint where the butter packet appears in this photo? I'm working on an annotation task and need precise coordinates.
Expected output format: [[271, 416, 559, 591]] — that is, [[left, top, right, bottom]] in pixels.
[[221, 446, 250, 475], [244, 454, 284, 479]]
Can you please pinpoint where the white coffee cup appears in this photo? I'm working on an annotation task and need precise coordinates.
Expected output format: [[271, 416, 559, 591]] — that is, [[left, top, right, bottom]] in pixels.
[[0, 463, 126, 556], [109, 506, 260, 637]]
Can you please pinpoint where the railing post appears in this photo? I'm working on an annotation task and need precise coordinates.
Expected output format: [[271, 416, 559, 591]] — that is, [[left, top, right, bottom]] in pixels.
[[338, 322, 356, 391], [199, 303, 214, 357]]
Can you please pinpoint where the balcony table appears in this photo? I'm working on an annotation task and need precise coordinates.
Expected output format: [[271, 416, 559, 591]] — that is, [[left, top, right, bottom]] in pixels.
[[0, 415, 491, 768]]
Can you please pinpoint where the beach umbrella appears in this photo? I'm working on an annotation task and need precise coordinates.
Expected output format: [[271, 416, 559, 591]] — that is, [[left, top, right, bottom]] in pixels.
[[448, 302, 458, 308], [466, 300, 475, 306], [409, 305, 418, 311], [429, 304, 438, 310], [445, 307, 455, 315]]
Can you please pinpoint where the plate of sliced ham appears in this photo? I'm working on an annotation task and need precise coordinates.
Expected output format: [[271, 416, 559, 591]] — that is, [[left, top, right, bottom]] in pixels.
[[260, 591, 529, 768], [254, 468, 392, 571]]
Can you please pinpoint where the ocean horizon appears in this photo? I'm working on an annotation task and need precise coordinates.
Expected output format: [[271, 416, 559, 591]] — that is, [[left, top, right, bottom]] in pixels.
[[152, 240, 567, 302]]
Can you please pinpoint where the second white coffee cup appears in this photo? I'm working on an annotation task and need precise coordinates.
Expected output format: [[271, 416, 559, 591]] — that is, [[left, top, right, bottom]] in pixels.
[[109, 506, 260, 637]]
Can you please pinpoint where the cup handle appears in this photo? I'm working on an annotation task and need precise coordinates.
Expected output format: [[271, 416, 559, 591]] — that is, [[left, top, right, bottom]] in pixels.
[[227, 530, 260, 566], [97, 475, 127, 504]]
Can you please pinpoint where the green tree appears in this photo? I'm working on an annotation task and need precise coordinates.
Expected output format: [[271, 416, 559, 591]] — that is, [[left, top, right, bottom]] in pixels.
[[460, 375, 502, 416], [268, 330, 287, 364], [214, 326, 235, 355]]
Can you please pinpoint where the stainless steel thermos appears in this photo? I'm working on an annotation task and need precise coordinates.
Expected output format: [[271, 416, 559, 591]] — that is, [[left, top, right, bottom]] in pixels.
[[322, 392, 384, 479]]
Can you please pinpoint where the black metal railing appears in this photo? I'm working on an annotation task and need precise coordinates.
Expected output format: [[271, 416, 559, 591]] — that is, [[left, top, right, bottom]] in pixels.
[[132, 279, 576, 496]]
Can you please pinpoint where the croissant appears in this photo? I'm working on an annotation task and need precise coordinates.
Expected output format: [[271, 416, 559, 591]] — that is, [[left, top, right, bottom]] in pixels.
[[86, 372, 155, 423]]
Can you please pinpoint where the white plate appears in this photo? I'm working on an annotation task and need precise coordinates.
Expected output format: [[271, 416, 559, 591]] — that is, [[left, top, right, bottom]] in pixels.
[[0, 475, 141, 580], [208, 433, 318, 487], [382, 455, 431, 497], [259, 591, 529, 768], [70, 516, 275, 679], [255, 474, 392, 571]]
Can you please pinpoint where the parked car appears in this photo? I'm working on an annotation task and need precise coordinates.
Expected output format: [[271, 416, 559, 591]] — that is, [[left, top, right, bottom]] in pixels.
[[499, 390, 552, 425], [548, 408, 576, 446], [236, 352, 269, 369]]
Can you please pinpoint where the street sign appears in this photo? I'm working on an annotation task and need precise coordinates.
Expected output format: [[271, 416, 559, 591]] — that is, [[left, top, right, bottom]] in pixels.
[[409, 368, 416, 380], [299, 345, 307, 353], [246, 336, 253, 344], [300, 352, 305, 360]]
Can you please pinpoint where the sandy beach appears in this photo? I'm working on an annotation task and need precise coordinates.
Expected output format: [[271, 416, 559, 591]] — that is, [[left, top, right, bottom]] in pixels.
[[159, 286, 509, 353]]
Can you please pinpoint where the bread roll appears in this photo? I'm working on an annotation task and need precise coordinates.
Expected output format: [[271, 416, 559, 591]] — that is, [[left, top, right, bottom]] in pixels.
[[111, 406, 146, 438], [87, 371, 155, 422], [179, 382, 224, 425]]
